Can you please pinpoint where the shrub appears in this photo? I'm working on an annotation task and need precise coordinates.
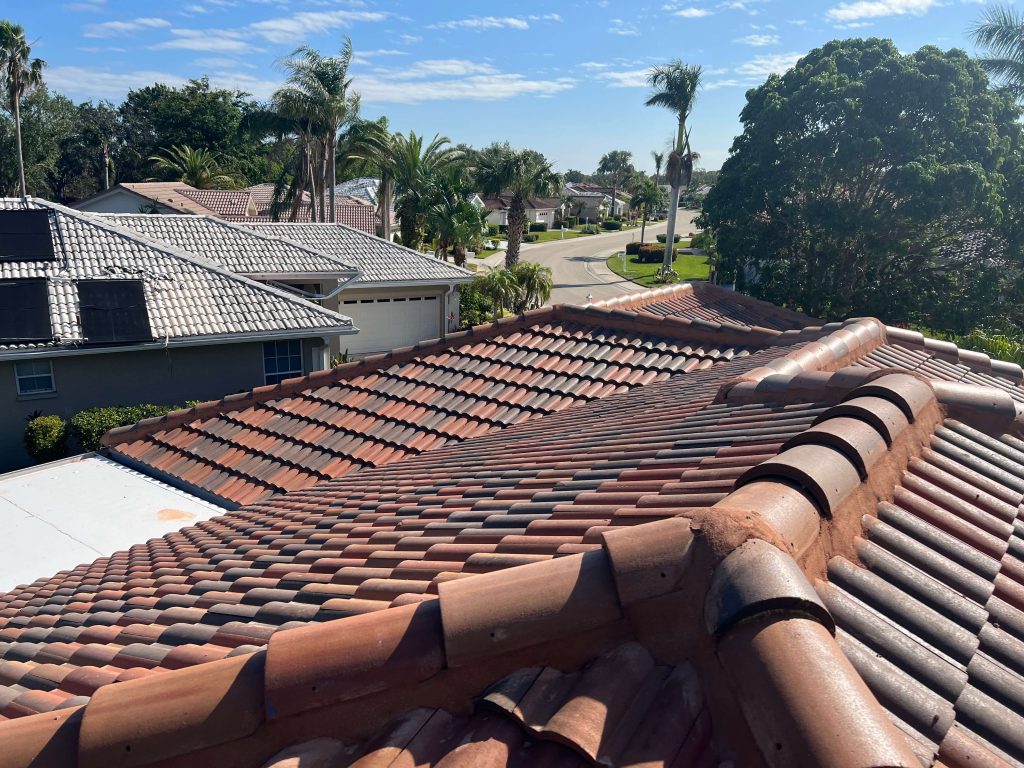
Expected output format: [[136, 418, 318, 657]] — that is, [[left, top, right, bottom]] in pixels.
[[625, 242, 642, 256], [637, 243, 664, 263], [522, 233, 539, 243], [529, 222, 548, 232], [580, 224, 599, 235], [656, 233, 682, 243], [564, 216, 578, 229], [486, 224, 500, 236], [601, 220, 623, 231], [71, 404, 182, 452], [24, 414, 69, 463]]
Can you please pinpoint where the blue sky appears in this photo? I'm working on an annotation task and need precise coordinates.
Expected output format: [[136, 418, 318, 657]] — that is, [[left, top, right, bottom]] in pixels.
[[11, 0, 1001, 172]]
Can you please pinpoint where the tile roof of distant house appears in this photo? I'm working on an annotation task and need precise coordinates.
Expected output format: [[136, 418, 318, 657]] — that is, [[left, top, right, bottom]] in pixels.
[[108, 182, 216, 215], [175, 188, 255, 218], [480, 195, 563, 211], [0, 199, 354, 356], [243, 222, 473, 287], [333, 177, 380, 205], [7, 288, 1024, 767], [92, 214, 360, 280]]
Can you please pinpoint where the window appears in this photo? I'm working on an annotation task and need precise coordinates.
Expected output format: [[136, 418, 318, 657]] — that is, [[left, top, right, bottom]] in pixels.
[[15, 359, 55, 396], [263, 340, 303, 385]]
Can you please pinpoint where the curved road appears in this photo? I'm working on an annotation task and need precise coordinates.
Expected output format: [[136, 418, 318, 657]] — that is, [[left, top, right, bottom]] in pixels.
[[478, 211, 700, 305]]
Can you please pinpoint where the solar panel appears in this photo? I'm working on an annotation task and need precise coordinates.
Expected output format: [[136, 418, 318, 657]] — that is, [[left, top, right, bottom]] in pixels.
[[78, 280, 153, 344], [0, 210, 55, 261], [0, 280, 52, 343]]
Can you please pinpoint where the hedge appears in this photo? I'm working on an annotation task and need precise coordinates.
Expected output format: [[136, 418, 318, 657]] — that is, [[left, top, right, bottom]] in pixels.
[[528, 222, 548, 232], [580, 224, 600, 234], [625, 241, 642, 255], [71, 404, 183, 452], [637, 243, 664, 263], [564, 216, 578, 229], [24, 414, 69, 463], [656, 233, 682, 243], [601, 220, 623, 231], [522, 233, 539, 243]]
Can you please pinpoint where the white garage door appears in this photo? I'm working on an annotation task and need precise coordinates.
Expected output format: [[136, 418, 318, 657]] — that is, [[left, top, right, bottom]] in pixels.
[[341, 295, 441, 356]]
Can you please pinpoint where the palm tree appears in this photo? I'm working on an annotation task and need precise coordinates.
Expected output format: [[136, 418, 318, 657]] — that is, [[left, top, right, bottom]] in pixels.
[[391, 132, 463, 250], [651, 150, 664, 187], [646, 61, 702, 278], [476, 268, 521, 321], [344, 116, 396, 239], [511, 261, 553, 311], [475, 143, 561, 269], [425, 166, 484, 267], [147, 145, 242, 189], [278, 40, 359, 222], [0, 21, 44, 197], [630, 178, 666, 244], [971, 5, 1024, 99], [597, 149, 633, 221]]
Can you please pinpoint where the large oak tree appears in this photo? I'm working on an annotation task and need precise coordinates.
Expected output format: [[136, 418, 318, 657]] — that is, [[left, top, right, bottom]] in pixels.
[[702, 38, 1023, 330]]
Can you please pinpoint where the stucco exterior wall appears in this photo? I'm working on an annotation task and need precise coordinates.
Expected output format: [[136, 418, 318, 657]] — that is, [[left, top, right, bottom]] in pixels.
[[0, 337, 325, 471]]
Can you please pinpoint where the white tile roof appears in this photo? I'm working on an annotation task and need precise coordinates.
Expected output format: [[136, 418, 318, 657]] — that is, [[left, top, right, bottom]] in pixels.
[[93, 214, 359, 278], [0, 199, 355, 353], [245, 222, 474, 287]]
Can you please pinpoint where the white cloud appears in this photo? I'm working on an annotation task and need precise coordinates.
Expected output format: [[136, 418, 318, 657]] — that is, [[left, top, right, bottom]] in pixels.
[[674, 7, 713, 17], [609, 18, 641, 36], [46, 66, 188, 100], [354, 72, 574, 103], [154, 29, 258, 53], [246, 10, 387, 42], [373, 60, 499, 79], [825, 0, 937, 22], [398, 34, 421, 43], [604, 68, 652, 87], [735, 52, 802, 76], [430, 16, 530, 30], [65, 0, 106, 11], [734, 33, 780, 45], [84, 17, 171, 37], [706, 78, 744, 89]]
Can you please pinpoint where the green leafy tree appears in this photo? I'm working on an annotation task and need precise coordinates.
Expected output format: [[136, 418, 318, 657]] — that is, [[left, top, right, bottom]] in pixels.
[[971, 4, 1024, 100], [0, 20, 45, 196], [701, 38, 1022, 328], [475, 267, 521, 320], [425, 166, 484, 266], [510, 260, 553, 311], [0, 87, 75, 198], [646, 61, 702, 278], [596, 149, 634, 220], [148, 144, 242, 189], [475, 143, 561, 269]]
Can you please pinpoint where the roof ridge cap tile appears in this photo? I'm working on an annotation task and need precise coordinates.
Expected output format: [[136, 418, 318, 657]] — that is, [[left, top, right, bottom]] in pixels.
[[590, 283, 695, 310]]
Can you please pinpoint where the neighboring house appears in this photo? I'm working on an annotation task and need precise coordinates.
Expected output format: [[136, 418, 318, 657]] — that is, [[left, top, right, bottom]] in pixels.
[[481, 194, 565, 228], [245, 222, 473, 356], [566, 181, 630, 219], [74, 182, 378, 234], [96, 213, 470, 357], [0, 198, 356, 471], [334, 177, 380, 205], [8, 282, 1024, 768]]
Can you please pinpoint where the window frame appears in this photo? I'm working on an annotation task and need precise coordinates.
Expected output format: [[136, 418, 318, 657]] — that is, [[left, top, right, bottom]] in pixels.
[[263, 339, 304, 385], [15, 359, 56, 396]]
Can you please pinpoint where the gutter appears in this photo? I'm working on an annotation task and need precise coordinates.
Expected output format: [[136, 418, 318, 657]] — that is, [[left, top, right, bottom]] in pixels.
[[0, 325, 359, 362]]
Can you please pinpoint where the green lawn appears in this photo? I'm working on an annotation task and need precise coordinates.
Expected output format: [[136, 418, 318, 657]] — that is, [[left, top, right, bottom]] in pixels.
[[528, 229, 583, 243], [606, 248, 710, 287], [473, 248, 500, 259]]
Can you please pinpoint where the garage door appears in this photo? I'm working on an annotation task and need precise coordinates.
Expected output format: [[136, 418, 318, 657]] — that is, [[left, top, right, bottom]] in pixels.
[[340, 295, 440, 356]]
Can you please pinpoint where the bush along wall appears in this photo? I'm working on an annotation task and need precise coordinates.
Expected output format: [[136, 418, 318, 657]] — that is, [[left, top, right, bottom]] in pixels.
[[24, 414, 69, 463], [601, 220, 623, 231], [528, 222, 548, 232], [70, 404, 186, 452], [656, 233, 682, 243]]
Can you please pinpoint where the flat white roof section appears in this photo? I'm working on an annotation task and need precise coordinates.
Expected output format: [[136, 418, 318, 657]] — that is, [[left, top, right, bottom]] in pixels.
[[0, 453, 225, 592]]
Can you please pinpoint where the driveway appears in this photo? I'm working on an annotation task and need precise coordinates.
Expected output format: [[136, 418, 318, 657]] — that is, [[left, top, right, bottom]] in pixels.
[[475, 211, 701, 305]]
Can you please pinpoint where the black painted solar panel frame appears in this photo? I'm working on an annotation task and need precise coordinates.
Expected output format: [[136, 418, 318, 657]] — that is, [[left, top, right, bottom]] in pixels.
[[78, 279, 153, 344], [0, 210, 55, 261], [0, 279, 52, 343]]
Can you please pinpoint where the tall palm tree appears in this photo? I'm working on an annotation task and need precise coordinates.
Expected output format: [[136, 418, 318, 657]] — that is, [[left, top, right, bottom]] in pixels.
[[971, 4, 1024, 99], [630, 178, 666, 244], [646, 61, 702, 278], [278, 40, 359, 222], [511, 260, 553, 311], [344, 116, 396, 239], [651, 150, 664, 187], [597, 149, 633, 221], [475, 143, 562, 269], [0, 21, 44, 197], [391, 132, 462, 250], [476, 268, 521, 321], [147, 145, 242, 189]]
